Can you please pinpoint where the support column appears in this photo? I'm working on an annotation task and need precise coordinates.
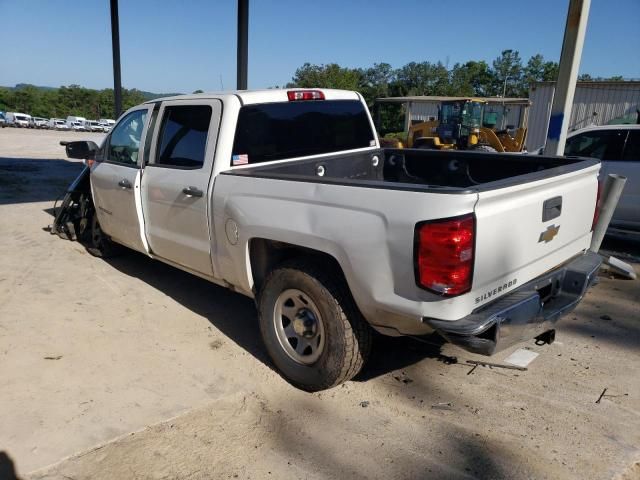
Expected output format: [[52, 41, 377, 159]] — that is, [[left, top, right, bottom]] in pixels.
[[404, 102, 413, 132], [237, 0, 249, 90], [543, 0, 591, 155], [110, 0, 123, 118]]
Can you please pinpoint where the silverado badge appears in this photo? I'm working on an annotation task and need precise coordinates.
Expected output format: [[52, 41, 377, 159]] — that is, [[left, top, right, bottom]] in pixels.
[[539, 224, 560, 243]]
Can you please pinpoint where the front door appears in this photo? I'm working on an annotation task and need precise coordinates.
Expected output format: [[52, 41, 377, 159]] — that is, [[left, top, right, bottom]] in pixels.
[[141, 99, 222, 276], [91, 107, 151, 252]]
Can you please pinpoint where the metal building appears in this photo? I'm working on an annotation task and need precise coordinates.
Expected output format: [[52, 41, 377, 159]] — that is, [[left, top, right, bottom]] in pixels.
[[528, 80, 640, 151]]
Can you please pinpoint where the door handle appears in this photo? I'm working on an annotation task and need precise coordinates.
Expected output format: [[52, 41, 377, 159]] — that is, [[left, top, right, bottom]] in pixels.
[[182, 186, 203, 198], [118, 179, 132, 189]]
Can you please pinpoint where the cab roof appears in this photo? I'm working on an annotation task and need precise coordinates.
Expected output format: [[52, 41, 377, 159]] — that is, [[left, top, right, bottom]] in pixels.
[[145, 88, 362, 106]]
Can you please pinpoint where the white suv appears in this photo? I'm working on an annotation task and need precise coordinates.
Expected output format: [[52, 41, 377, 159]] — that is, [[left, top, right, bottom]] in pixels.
[[564, 124, 639, 233]]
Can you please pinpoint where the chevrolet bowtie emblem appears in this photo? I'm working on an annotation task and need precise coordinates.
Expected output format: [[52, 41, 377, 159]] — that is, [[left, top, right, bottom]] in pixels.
[[539, 224, 560, 243]]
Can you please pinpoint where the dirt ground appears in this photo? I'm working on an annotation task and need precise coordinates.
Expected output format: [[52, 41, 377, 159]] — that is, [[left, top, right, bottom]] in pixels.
[[1, 128, 639, 480]]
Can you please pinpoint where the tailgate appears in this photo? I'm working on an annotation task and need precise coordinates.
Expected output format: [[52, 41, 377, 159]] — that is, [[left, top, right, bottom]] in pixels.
[[471, 163, 600, 309]]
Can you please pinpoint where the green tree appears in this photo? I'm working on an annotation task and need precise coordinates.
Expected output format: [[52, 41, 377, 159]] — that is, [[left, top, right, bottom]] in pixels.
[[392, 61, 449, 96], [449, 61, 493, 96], [492, 49, 523, 97], [542, 61, 559, 82], [358, 62, 394, 103], [287, 63, 362, 90], [522, 54, 558, 95]]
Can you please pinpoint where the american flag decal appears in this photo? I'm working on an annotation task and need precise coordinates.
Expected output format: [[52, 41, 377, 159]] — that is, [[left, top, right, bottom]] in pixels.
[[232, 154, 249, 166]]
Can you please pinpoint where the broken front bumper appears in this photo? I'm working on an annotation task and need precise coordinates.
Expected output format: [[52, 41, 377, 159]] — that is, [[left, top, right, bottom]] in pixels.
[[424, 251, 602, 355]]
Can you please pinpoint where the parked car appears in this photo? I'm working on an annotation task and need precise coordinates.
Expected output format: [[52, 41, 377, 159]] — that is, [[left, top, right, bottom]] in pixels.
[[563, 125, 639, 233], [57, 89, 601, 391], [98, 118, 115, 132], [66, 116, 87, 131], [32, 117, 49, 129], [85, 120, 106, 132], [48, 118, 70, 130], [5, 112, 31, 127], [0, 112, 6, 128]]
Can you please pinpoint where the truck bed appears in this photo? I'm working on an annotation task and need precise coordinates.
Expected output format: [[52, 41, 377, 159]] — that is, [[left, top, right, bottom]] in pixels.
[[223, 148, 599, 193], [216, 147, 599, 328]]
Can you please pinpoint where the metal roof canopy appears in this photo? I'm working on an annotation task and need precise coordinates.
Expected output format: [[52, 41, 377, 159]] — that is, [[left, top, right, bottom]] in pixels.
[[534, 80, 640, 87], [376, 96, 532, 106]]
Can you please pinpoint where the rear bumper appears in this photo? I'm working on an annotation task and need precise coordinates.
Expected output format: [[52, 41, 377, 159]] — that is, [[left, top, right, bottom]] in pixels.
[[424, 251, 602, 355]]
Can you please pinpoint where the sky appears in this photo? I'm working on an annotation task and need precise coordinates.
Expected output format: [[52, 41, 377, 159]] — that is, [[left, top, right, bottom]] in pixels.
[[1, 0, 639, 93]]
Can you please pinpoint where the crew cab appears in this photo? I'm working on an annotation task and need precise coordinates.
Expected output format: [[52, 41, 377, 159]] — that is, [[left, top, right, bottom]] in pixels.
[[56, 89, 602, 391]]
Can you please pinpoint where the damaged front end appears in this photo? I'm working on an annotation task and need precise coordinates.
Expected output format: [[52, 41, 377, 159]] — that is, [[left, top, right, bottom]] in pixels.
[[49, 140, 98, 242]]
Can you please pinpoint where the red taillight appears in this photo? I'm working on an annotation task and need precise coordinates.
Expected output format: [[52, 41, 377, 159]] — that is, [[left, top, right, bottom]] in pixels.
[[415, 214, 475, 296], [591, 181, 602, 231], [287, 90, 325, 101]]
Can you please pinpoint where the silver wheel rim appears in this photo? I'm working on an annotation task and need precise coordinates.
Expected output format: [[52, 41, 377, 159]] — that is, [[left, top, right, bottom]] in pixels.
[[273, 288, 325, 365]]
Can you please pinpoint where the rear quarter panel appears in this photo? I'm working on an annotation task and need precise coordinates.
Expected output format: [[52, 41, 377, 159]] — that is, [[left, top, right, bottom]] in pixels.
[[211, 174, 477, 322]]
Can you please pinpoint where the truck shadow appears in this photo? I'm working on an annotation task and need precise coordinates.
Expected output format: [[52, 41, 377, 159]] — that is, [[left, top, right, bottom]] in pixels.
[[101, 250, 453, 380], [0, 157, 84, 206], [0, 451, 21, 480], [103, 251, 269, 364], [356, 334, 456, 382]]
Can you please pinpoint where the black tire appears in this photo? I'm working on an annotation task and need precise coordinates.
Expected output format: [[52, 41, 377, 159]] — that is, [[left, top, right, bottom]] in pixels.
[[86, 213, 120, 258], [473, 144, 498, 153], [258, 259, 372, 391]]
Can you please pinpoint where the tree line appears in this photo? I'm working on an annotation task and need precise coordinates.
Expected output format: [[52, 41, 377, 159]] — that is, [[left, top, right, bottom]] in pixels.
[[286, 50, 624, 133], [0, 84, 149, 120]]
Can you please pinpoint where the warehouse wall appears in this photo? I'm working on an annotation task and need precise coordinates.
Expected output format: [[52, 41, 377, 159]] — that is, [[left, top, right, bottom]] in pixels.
[[528, 81, 640, 151]]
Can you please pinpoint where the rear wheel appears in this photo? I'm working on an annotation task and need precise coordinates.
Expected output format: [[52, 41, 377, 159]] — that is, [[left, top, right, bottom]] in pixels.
[[258, 259, 372, 391]]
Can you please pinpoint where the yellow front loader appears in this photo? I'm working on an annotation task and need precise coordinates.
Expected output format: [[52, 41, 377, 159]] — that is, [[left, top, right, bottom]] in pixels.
[[405, 98, 529, 152]]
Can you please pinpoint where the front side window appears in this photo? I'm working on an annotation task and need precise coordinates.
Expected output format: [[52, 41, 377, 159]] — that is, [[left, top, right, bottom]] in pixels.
[[564, 130, 627, 160], [155, 105, 212, 168], [231, 100, 374, 165], [107, 109, 148, 166]]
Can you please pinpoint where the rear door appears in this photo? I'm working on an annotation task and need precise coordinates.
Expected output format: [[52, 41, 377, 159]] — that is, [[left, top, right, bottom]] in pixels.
[[564, 128, 634, 228], [472, 164, 599, 308], [141, 99, 222, 276], [91, 106, 152, 252], [608, 129, 639, 229]]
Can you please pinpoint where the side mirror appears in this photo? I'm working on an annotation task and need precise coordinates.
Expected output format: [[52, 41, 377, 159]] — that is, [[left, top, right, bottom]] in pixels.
[[61, 140, 98, 159]]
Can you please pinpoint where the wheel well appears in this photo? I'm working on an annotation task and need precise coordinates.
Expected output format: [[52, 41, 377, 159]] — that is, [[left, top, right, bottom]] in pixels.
[[249, 238, 345, 294]]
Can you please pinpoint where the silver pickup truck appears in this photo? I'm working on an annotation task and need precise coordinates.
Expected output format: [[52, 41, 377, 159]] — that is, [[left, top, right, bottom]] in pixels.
[[55, 88, 602, 391]]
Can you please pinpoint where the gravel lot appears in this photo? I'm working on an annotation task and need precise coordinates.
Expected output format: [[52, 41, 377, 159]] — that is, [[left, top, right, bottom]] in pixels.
[[0, 128, 639, 480]]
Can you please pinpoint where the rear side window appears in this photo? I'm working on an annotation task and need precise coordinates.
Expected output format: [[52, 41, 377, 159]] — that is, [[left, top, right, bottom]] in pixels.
[[231, 100, 374, 165], [564, 130, 627, 160], [156, 105, 212, 168], [622, 130, 639, 162]]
